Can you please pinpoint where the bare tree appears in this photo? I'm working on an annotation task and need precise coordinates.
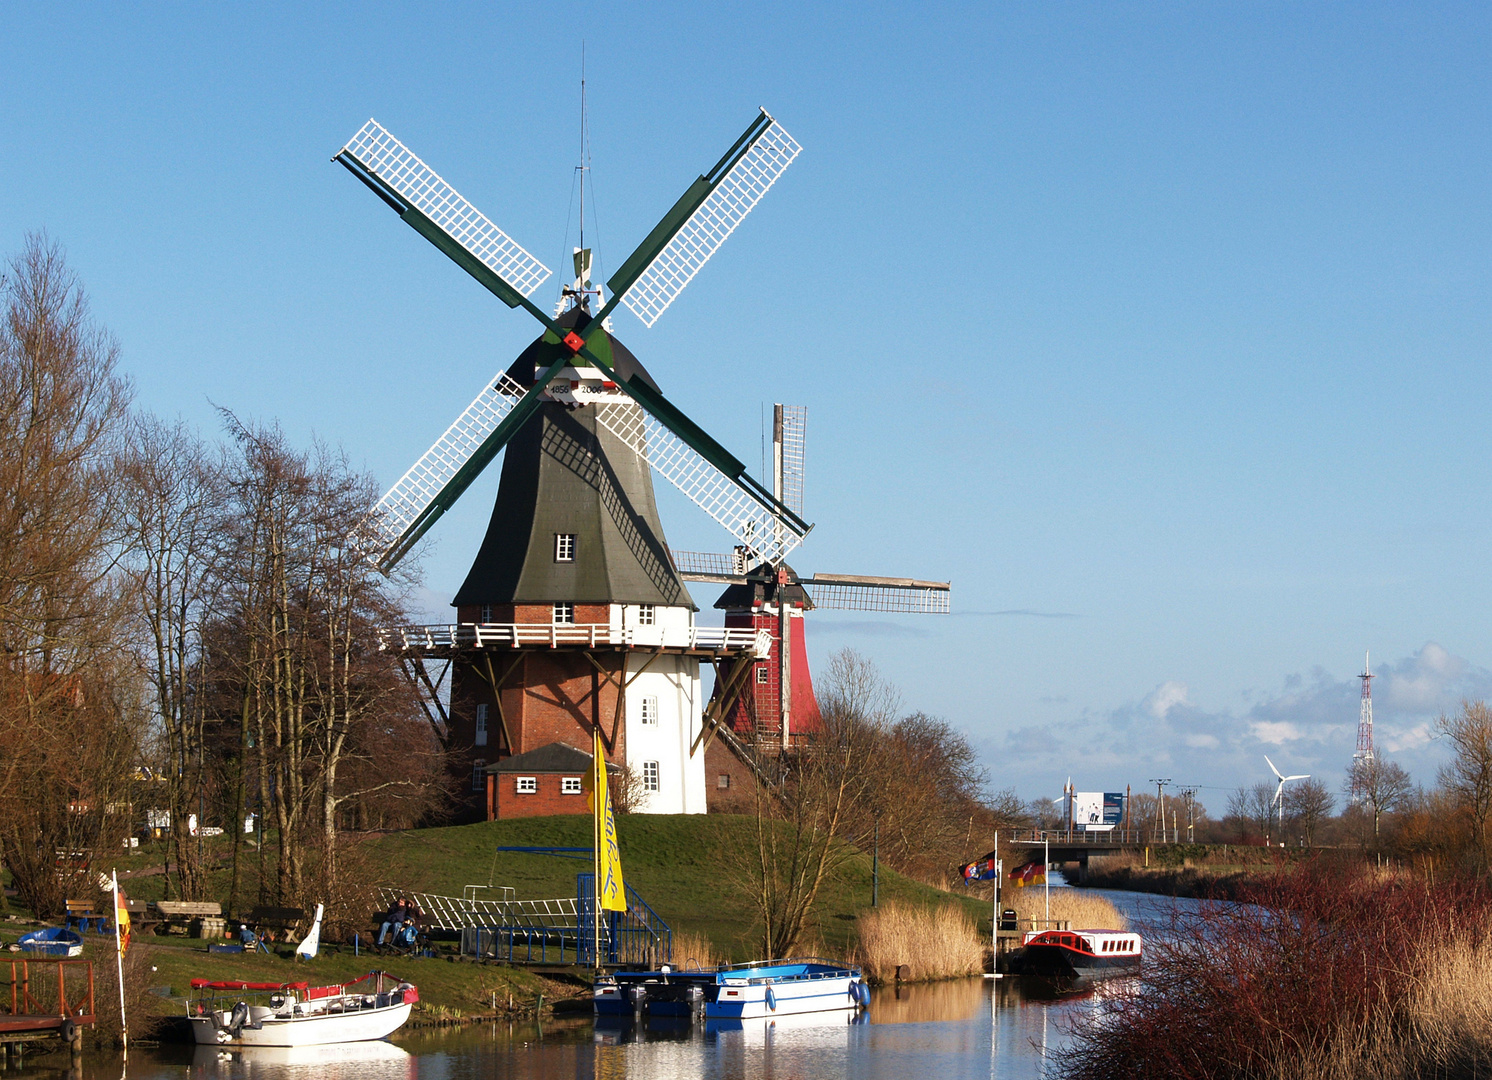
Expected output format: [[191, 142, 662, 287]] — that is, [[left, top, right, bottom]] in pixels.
[[1282, 777, 1334, 845], [1226, 783, 1276, 843], [0, 235, 135, 915], [738, 649, 895, 958], [119, 416, 223, 900], [1346, 755, 1412, 843], [1436, 701, 1492, 864], [204, 416, 443, 909]]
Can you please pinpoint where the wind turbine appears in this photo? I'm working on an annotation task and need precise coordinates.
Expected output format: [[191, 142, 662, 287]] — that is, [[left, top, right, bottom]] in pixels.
[[1265, 755, 1309, 842]]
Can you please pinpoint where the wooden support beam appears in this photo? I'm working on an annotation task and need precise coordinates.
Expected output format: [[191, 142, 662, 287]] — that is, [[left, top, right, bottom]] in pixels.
[[692, 655, 755, 757], [399, 657, 450, 750], [476, 652, 524, 754]]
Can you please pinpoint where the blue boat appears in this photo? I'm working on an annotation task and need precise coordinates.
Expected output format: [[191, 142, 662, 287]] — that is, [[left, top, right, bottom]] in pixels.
[[595, 959, 868, 1021], [18, 927, 84, 957]]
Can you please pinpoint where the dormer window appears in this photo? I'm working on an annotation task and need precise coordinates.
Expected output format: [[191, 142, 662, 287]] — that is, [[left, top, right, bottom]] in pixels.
[[555, 534, 576, 562]]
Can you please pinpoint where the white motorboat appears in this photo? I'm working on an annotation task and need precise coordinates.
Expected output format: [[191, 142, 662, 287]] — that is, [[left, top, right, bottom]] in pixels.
[[187, 972, 416, 1047]]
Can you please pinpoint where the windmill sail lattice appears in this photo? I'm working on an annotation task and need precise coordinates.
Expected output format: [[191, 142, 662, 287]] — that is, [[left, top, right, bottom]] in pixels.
[[339, 120, 552, 302], [617, 116, 801, 328], [594, 402, 805, 564], [368, 370, 530, 568], [803, 576, 950, 614], [778, 405, 806, 518]]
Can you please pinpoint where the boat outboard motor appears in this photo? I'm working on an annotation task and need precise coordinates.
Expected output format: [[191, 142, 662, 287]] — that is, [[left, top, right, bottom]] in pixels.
[[627, 984, 648, 1017], [686, 985, 705, 1020], [228, 1001, 251, 1037]]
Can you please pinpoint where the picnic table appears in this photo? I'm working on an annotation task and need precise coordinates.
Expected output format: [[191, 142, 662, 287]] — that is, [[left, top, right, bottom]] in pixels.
[[152, 901, 223, 937], [64, 900, 108, 934]]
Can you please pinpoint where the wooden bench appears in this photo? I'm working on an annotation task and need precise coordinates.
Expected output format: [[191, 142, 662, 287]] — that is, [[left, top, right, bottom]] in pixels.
[[152, 900, 222, 936], [244, 906, 305, 942], [64, 900, 108, 934]]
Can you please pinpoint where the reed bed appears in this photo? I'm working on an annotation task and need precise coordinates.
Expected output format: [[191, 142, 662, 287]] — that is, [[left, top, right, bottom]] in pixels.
[[853, 901, 984, 984], [1004, 887, 1126, 931], [671, 930, 725, 971], [1056, 860, 1492, 1080]]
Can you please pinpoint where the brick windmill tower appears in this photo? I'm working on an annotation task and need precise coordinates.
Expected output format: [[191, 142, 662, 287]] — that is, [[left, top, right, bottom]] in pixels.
[[333, 112, 805, 819]]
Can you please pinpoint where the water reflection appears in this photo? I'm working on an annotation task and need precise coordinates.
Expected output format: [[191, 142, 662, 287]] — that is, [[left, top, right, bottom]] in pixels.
[[72, 889, 1224, 1080]]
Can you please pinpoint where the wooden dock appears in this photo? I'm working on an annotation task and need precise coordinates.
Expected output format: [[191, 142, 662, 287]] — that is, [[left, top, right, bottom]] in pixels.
[[0, 959, 95, 1057]]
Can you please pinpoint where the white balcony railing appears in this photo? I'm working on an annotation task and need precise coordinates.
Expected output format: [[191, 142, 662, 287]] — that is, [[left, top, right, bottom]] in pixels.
[[380, 622, 772, 658]]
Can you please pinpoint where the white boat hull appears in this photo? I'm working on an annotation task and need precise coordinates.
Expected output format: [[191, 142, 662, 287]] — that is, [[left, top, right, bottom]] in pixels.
[[189, 1002, 411, 1047], [708, 974, 862, 1020]]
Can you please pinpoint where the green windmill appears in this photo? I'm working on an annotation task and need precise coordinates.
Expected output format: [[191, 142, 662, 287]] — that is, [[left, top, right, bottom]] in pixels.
[[334, 109, 809, 573], [333, 110, 813, 816]]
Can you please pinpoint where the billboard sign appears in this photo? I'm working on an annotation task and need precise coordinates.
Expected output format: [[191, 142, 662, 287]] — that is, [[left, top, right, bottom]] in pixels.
[[1074, 792, 1125, 831]]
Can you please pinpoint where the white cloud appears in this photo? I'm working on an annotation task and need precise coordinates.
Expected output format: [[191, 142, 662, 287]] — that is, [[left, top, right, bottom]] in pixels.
[[1144, 680, 1190, 719], [1250, 721, 1302, 745], [1184, 733, 1219, 749], [1383, 722, 1436, 754]]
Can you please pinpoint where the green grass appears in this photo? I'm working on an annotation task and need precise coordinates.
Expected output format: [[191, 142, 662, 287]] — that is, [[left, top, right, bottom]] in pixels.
[[365, 813, 986, 959]]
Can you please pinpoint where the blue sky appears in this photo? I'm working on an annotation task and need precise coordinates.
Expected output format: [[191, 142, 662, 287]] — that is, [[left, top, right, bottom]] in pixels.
[[4, 4, 1490, 812]]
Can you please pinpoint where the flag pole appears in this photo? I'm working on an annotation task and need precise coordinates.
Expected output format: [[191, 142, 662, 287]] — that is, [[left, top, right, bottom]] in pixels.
[[593, 731, 602, 973], [112, 869, 127, 1057], [1044, 836, 1050, 928]]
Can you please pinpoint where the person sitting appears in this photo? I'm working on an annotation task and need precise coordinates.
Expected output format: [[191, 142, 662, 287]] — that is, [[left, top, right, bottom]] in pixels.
[[377, 897, 408, 946], [240, 923, 269, 954]]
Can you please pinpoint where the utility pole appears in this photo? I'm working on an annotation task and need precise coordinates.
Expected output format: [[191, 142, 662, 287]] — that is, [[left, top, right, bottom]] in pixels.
[[1180, 787, 1198, 844], [1148, 779, 1171, 844]]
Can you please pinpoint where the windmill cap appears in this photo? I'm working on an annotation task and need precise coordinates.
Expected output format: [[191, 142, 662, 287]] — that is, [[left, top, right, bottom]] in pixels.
[[507, 305, 661, 393]]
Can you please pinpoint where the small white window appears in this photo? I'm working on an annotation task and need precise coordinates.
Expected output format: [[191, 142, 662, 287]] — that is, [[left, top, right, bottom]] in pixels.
[[639, 696, 658, 726], [553, 602, 575, 624], [642, 761, 660, 792], [480, 604, 493, 623], [555, 534, 576, 562], [756, 665, 769, 684], [561, 777, 582, 795], [717, 774, 731, 790], [516, 776, 537, 794], [472, 761, 486, 793], [475, 703, 488, 746], [638, 604, 655, 626]]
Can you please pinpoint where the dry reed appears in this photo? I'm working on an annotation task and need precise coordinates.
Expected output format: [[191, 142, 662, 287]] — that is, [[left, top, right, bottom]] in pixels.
[[671, 930, 725, 971], [853, 901, 984, 984], [1004, 887, 1126, 931]]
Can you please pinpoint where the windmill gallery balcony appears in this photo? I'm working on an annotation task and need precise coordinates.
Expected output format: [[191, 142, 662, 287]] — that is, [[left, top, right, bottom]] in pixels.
[[378, 622, 773, 659]]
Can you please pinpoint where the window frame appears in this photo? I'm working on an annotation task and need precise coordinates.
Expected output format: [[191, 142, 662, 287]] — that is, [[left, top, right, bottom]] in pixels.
[[561, 776, 583, 795], [638, 603, 655, 626], [639, 695, 659, 726], [756, 664, 769, 684], [480, 604, 493, 623], [717, 773, 731, 790], [554, 533, 576, 563], [553, 602, 575, 625], [642, 760, 660, 792], [474, 703, 488, 746], [515, 776, 537, 795], [471, 760, 486, 793]]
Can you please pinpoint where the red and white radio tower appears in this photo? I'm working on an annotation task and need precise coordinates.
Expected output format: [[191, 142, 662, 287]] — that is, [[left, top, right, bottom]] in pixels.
[[1355, 651, 1375, 764]]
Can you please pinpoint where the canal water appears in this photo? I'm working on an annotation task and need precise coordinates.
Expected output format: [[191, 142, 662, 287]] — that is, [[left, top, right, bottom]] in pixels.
[[42, 887, 1199, 1080]]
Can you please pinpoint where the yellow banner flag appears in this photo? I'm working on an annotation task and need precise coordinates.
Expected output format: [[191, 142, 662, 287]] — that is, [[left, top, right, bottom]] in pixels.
[[592, 729, 627, 912]]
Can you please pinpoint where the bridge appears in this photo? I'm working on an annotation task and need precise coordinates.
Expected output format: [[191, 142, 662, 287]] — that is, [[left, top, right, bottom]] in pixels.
[[996, 828, 1186, 883]]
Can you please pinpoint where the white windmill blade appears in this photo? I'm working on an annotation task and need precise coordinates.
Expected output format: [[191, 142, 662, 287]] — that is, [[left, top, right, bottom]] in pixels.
[[778, 404, 806, 518], [593, 401, 806, 565], [337, 119, 552, 302], [610, 110, 801, 328], [1285, 772, 1310, 782], [804, 574, 951, 614], [1264, 755, 1284, 781], [667, 548, 747, 584], [363, 369, 531, 569]]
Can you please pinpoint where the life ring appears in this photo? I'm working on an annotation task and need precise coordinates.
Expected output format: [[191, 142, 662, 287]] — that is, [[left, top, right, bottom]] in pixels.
[[765, 985, 777, 1012]]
